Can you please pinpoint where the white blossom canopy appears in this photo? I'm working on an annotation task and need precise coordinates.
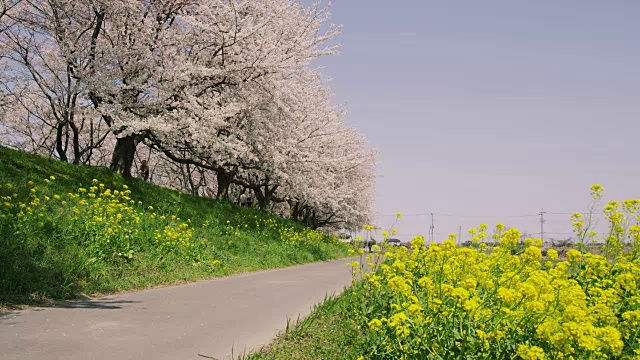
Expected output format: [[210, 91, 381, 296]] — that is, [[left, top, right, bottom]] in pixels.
[[0, 0, 376, 229]]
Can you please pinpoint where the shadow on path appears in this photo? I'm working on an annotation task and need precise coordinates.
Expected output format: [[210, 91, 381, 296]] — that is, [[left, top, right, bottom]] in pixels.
[[0, 299, 141, 320], [54, 299, 140, 310], [0, 310, 21, 324], [0, 310, 18, 319]]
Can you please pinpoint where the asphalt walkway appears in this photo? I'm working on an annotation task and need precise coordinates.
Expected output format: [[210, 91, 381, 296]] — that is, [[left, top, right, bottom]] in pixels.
[[0, 258, 354, 360]]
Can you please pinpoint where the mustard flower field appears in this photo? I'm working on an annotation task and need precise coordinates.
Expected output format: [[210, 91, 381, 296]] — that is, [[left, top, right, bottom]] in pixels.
[[251, 186, 640, 360]]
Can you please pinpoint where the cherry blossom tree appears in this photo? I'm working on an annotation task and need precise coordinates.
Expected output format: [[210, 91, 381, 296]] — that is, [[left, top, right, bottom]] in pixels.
[[204, 67, 376, 227], [0, 0, 376, 230], [0, 0, 22, 113], [0, 0, 111, 162], [0, 0, 20, 35], [73, 0, 340, 178]]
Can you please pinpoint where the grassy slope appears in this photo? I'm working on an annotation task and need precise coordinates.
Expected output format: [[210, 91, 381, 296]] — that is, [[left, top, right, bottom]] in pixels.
[[0, 146, 350, 306], [245, 288, 366, 360]]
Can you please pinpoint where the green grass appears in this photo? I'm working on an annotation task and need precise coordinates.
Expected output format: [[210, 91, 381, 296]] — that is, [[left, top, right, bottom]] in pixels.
[[0, 146, 350, 306], [244, 288, 367, 360], [243, 253, 386, 360]]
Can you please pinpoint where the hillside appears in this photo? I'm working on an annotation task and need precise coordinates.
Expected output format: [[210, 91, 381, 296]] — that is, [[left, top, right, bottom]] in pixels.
[[0, 147, 350, 306]]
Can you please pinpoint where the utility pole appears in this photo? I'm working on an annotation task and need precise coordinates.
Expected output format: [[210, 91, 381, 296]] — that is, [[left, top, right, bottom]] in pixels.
[[458, 225, 462, 245], [429, 213, 435, 244], [539, 208, 546, 243]]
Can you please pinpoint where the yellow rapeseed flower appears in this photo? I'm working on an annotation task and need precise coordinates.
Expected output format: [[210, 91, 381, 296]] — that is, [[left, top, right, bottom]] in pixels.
[[566, 249, 582, 262], [368, 318, 383, 331], [517, 344, 545, 360]]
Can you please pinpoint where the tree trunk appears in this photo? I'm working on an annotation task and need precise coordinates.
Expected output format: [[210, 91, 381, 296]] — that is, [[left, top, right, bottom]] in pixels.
[[55, 122, 68, 162], [253, 186, 268, 210], [70, 121, 81, 164], [110, 135, 137, 179], [307, 210, 319, 230], [185, 163, 200, 196], [289, 200, 301, 222], [216, 170, 232, 199]]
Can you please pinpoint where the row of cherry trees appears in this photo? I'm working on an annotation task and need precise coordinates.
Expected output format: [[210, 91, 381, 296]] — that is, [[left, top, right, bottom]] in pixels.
[[0, 0, 375, 230]]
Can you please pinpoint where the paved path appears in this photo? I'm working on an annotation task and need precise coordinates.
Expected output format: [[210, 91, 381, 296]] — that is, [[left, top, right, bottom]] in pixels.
[[0, 259, 354, 360]]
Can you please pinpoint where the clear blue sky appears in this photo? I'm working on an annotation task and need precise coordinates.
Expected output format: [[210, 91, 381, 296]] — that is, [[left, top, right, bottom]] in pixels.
[[318, 1, 640, 243]]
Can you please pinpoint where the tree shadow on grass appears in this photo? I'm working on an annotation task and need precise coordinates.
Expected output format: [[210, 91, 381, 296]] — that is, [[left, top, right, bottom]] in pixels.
[[0, 223, 96, 308]]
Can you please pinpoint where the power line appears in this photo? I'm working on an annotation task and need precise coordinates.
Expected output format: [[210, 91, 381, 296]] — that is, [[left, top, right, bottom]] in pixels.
[[546, 212, 605, 215], [377, 211, 603, 218], [377, 212, 539, 218]]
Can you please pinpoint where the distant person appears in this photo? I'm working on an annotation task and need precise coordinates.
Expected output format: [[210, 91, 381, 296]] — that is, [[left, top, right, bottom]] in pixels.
[[248, 194, 254, 207], [239, 193, 248, 207], [139, 160, 150, 181]]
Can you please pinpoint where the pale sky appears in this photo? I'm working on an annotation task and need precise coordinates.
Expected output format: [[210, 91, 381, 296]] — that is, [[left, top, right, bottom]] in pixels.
[[318, 1, 640, 243]]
